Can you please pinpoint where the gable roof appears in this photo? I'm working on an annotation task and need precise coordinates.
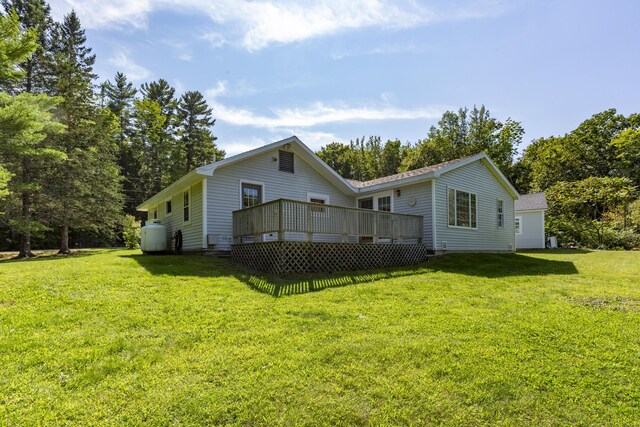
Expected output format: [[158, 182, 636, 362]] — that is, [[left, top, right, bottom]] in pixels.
[[138, 136, 520, 211], [515, 192, 548, 211], [348, 155, 477, 189], [137, 136, 354, 211], [350, 152, 520, 198]]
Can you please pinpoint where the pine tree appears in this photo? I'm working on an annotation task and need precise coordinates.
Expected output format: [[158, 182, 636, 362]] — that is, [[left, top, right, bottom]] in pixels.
[[131, 98, 167, 199], [44, 11, 123, 253], [0, 0, 54, 94], [0, 5, 63, 257], [0, 92, 65, 257], [104, 72, 138, 214], [140, 79, 181, 183], [177, 90, 224, 173]]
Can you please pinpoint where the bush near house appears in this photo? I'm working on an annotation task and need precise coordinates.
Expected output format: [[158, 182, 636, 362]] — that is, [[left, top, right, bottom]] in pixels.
[[1, 249, 639, 425]]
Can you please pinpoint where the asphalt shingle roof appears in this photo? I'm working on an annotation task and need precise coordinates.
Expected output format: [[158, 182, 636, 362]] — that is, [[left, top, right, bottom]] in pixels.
[[346, 155, 477, 188], [515, 192, 548, 211]]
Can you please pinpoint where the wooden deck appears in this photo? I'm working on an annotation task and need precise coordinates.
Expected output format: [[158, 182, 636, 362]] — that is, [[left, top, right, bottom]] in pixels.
[[231, 199, 429, 273], [233, 198, 424, 244]]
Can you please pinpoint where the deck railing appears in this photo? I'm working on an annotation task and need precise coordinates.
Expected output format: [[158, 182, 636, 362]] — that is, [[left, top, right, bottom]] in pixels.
[[233, 198, 423, 244]]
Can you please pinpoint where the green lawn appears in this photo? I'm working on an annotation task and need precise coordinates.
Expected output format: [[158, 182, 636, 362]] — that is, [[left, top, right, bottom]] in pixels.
[[1, 249, 639, 425]]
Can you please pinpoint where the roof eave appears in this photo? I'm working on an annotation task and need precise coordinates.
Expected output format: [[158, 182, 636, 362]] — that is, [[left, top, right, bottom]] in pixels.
[[137, 170, 204, 211]]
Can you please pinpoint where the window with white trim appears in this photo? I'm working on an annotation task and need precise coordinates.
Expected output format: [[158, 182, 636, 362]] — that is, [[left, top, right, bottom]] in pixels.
[[448, 188, 477, 228], [183, 190, 190, 223], [497, 200, 504, 228], [242, 183, 262, 208], [307, 193, 329, 213], [152, 208, 158, 220], [377, 195, 391, 212], [166, 199, 172, 215], [515, 216, 522, 235]]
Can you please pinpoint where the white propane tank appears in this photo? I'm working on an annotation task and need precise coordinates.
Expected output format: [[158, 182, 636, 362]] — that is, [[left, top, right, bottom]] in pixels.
[[141, 219, 167, 253]]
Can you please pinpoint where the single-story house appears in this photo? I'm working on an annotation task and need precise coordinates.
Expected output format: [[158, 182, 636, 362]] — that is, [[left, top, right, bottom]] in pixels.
[[137, 136, 519, 272], [514, 192, 548, 249]]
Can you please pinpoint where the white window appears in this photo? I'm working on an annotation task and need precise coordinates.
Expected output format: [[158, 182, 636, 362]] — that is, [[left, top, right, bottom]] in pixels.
[[448, 188, 477, 228], [183, 189, 191, 223], [152, 208, 158, 220], [356, 191, 393, 212], [515, 216, 522, 235], [307, 193, 329, 213], [497, 200, 504, 228], [166, 199, 172, 215], [242, 183, 263, 208], [377, 195, 391, 212]]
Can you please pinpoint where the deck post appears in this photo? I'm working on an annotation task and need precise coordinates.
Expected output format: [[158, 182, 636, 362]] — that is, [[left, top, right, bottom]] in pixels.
[[373, 211, 379, 244], [278, 199, 284, 241], [306, 202, 313, 242], [342, 209, 348, 243]]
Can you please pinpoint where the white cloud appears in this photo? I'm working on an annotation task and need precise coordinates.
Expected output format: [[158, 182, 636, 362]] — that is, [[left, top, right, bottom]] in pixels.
[[108, 49, 152, 81], [205, 81, 227, 98], [209, 99, 444, 129], [221, 137, 271, 156], [49, 0, 153, 29], [331, 43, 423, 60], [200, 32, 227, 48], [288, 130, 342, 150], [49, 0, 507, 50]]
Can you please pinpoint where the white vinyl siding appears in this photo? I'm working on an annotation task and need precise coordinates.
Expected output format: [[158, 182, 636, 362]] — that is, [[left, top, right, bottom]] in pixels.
[[435, 159, 515, 252], [155, 181, 203, 251], [515, 210, 546, 249], [385, 182, 434, 249], [206, 148, 355, 251]]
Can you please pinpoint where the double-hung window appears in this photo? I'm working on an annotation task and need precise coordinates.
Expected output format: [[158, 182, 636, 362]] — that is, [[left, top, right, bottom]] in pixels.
[[448, 188, 477, 228], [183, 190, 190, 223], [497, 200, 504, 228]]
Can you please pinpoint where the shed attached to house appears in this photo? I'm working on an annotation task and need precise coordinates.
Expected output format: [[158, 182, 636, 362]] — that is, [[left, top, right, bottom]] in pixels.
[[515, 192, 548, 249]]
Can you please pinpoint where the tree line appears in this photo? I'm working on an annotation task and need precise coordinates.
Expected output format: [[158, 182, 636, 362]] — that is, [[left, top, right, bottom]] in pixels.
[[2, 1, 638, 255], [317, 107, 640, 249], [0, 1, 223, 256]]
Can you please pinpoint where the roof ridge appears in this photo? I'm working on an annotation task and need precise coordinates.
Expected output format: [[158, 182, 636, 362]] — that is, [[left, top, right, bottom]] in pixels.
[[351, 153, 481, 188]]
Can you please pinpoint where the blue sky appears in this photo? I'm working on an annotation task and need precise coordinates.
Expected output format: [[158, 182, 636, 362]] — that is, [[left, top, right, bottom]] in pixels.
[[47, 0, 640, 156]]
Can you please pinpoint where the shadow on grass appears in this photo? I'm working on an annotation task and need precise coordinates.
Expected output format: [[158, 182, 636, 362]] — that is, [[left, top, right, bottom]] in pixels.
[[234, 263, 434, 297], [126, 251, 579, 297], [427, 252, 578, 278], [122, 253, 237, 278], [517, 248, 592, 255], [0, 248, 121, 263]]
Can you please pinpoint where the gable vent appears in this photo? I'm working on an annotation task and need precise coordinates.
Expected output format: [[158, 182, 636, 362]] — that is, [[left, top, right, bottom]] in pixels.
[[279, 150, 294, 173]]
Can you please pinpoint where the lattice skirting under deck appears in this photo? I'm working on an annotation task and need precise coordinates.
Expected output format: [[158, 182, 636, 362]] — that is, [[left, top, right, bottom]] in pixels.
[[231, 241, 430, 274]]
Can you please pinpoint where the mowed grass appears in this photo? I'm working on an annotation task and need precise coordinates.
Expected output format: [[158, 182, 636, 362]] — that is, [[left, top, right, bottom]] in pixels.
[[1, 249, 639, 425]]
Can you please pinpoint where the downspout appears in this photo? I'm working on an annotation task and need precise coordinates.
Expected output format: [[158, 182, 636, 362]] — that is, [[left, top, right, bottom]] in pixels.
[[202, 178, 208, 249], [431, 179, 437, 251]]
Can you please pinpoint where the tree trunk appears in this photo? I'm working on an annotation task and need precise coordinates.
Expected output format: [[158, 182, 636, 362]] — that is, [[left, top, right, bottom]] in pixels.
[[18, 158, 34, 258], [58, 222, 71, 254]]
